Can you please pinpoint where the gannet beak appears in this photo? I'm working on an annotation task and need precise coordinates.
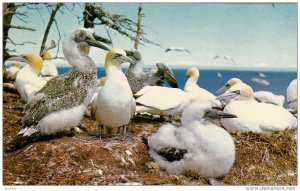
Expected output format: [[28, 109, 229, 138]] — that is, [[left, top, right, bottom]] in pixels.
[[216, 90, 241, 101], [116, 55, 134, 64], [7, 55, 28, 63], [216, 85, 230, 94], [85, 39, 110, 51], [204, 108, 237, 119]]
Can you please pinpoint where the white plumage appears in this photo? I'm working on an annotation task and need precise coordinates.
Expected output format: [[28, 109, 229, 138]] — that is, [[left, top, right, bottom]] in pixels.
[[218, 83, 297, 134], [253, 91, 285, 107], [13, 53, 47, 102], [95, 49, 135, 137], [287, 79, 297, 111], [184, 67, 219, 104], [149, 101, 235, 178], [135, 86, 191, 116], [41, 60, 59, 81]]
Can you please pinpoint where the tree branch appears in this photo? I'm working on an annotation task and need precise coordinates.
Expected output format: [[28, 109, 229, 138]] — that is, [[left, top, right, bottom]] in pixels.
[[9, 25, 35, 31]]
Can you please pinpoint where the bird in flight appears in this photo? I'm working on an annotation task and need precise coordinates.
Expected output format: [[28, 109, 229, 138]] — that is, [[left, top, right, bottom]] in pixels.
[[165, 47, 191, 54]]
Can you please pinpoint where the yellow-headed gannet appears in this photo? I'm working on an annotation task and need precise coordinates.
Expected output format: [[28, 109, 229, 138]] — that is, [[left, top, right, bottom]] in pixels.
[[41, 51, 59, 81], [184, 67, 220, 105], [287, 79, 297, 112], [217, 77, 284, 106], [217, 83, 297, 134], [6, 28, 109, 151], [148, 100, 236, 178], [125, 50, 178, 94], [8, 52, 47, 102], [135, 86, 190, 117], [95, 49, 135, 140]]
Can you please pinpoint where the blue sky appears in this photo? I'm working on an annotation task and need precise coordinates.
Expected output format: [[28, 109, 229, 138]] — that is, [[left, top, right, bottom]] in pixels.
[[6, 3, 297, 70]]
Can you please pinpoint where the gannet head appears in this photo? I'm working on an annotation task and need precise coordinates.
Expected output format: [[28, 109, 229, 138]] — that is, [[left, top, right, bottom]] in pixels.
[[7, 52, 43, 75], [186, 67, 199, 80], [105, 48, 133, 69], [70, 28, 110, 51], [98, 77, 107, 86], [181, 100, 237, 127], [42, 51, 51, 60], [217, 82, 254, 102], [125, 50, 142, 62], [216, 77, 243, 94]]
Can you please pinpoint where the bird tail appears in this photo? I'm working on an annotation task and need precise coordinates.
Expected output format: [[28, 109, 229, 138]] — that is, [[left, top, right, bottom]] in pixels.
[[5, 127, 40, 152]]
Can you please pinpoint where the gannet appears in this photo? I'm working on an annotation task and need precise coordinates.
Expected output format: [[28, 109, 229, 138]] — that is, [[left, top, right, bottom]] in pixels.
[[6, 28, 110, 151], [217, 83, 297, 134], [165, 47, 190, 54], [148, 101, 236, 178], [7, 52, 47, 102], [287, 79, 297, 112], [41, 51, 59, 81], [135, 86, 190, 116], [125, 50, 178, 94], [184, 67, 220, 106], [95, 48, 135, 140], [5, 62, 21, 81], [217, 77, 284, 106]]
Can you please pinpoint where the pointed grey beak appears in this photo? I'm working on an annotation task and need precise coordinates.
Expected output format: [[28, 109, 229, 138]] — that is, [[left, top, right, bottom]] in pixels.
[[85, 38, 110, 51], [216, 90, 241, 102], [216, 85, 230, 94], [116, 55, 134, 64], [7, 55, 28, 63], [204, 108, 237, 119]]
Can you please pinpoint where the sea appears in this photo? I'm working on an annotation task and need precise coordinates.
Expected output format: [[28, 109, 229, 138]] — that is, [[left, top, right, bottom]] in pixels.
[[58, 67, 297, 108]]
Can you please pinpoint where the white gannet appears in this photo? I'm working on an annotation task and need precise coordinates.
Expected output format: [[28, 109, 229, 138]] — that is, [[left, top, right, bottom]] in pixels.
[[217, 83, 297, 134], [287, 79, 297, 112], [5, 62, 22, 81], [125, 50, 178, 94], [184, 67, 220, 105], [217, 77, 284, 106], [148, 101, 236, 178], [135, 86, 190, 116], [95, 48, 136, 140], [8, 52, 47, 102], [6, 28, 110, 151], [90, 77, 107, 118], [41, 51, 59, 81], [165, 47, 190, 54]]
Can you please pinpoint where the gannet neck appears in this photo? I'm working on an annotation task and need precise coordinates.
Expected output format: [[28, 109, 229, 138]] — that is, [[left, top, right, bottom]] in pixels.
[[26, 53, 43, 75], [42, 51, 51, 60], [105, 61, 123, 79], [63, 35, 96, 73], [128, 61, 143, 75]]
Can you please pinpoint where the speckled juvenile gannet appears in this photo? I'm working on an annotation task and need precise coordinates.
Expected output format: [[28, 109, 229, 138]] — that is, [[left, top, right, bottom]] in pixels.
[[6, 28, 109, 151], [148, 101, 236, 178], [217, 77, 285, 107], [8, 52, 47, 102], [184, 67, 219, 105], [135, 86, 191, 116], [41, 51, 59, 81], [217, 83, 297, 134], [287, 79, 297, 112], [95, 49, 136, 140], [125, 50, 178, 94]]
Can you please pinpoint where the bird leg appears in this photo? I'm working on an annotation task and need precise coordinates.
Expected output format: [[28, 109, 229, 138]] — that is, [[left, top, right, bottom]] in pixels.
[[98, 124, 103, 140]]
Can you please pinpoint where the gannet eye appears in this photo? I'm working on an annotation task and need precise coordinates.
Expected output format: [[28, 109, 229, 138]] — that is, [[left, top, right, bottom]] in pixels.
[[114, 53, 122, 59]]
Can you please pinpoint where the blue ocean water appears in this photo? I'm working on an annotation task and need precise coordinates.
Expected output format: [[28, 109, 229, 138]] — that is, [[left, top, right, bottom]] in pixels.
[[58, 67, 297, 108]]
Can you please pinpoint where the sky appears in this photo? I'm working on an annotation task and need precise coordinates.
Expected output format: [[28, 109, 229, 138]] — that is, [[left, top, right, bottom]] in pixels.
[[5, 2, 297, 71]]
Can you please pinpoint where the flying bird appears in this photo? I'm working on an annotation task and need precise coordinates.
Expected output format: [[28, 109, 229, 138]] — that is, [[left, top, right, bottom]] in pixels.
[[213, 55, 236, 65], [165, 47, 191, 54]]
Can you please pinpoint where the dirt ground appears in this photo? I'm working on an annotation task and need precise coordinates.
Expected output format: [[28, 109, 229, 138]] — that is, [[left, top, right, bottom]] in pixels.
[[3, 91, 297, 185]]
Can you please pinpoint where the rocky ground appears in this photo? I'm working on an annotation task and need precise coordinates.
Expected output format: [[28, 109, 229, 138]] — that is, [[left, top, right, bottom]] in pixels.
[[3, 91, 297, 185]]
